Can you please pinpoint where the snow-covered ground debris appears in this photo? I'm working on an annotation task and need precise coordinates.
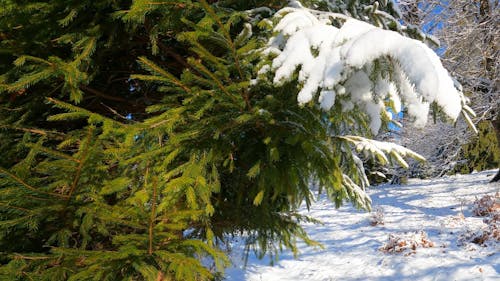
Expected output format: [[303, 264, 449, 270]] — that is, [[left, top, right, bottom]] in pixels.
[[456, 193, 500, 247], [380, 231, 434, 255], [225, 170, 500, 281], [370, 206, 385, 226], [457, 215, 499, 248], [472, 193, 499, 216]]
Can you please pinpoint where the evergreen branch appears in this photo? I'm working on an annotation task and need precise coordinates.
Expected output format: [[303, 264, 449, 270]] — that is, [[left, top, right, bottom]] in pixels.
[[26, 143, 80, 163], [187, 58, 239, 103], [146, 2, 192, 8], [0, 125, 65, 137], [0, 214, 34, 229], [143, 161, 151, 253], [58, 9, 78, 27], [13, 254, 52, 260], [13, 55, 53, 67], [90, 205, 148, 229], [149, 175, 158, 255], [199, 0, 253, 109], [199, 0, 244, 79], [149, 119, 171, 129], [26, 195, 54, 201], [141, 107, 185, 130], [0, 202, 31, 213], [74, 37, 97, 65], [0, 167, 68, 199], [178, 32, 228, 69], [122, 146, 171, 165], [66, 126, 94, 202], [137, 57, 191, 93], [6, 69, 55, 92], [0, 106, 23, 111], [46, 97, 128, 127], [129, 74, 169, 83]]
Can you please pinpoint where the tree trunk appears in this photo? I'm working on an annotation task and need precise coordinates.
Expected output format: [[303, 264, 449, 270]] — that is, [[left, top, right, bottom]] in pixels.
[[477, 0, 499, 183], [491, 110, 500, 182]]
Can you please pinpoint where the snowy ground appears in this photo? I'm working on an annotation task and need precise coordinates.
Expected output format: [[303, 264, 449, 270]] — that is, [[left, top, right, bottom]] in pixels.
[[225, 170, 500, 281]]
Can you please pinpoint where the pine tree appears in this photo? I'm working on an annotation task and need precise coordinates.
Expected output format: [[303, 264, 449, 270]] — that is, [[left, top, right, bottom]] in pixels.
[[0, 1, 230, 279], [0, 0, 474, 279]]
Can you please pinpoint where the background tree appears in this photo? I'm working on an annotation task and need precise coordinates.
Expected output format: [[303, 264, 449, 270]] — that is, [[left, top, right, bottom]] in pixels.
[[396, 0, 499, 179]]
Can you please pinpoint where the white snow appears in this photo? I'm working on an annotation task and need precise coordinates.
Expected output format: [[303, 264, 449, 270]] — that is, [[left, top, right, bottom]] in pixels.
[[262, 6, 472, 133], [274, 7, 319, 36], [340, 135, 425, 169], [342, 28, 462, 120], [225, 170, 500, 281], [318, 90, 335, 110], [375, 78, 401, 113], [344, 71, 384, 134]]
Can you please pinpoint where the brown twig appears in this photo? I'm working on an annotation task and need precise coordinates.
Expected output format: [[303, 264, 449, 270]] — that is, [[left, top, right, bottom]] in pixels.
[[0, 167, 68, 199], [14, 254, 52, 260], [66, 126, 94, 202], [147, 164, 157, 255], [80, 85, 129, 103]]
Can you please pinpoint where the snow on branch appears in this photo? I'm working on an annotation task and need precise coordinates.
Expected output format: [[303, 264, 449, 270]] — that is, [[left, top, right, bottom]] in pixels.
[[340, 135, 425, 169], [261, 4, 474, 134], [342, 174, 372, 210]]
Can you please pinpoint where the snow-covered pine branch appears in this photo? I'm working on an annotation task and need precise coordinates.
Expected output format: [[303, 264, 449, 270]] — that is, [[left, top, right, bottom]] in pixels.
[[259, 2, 475, 135], [340, 135, 425, 169]]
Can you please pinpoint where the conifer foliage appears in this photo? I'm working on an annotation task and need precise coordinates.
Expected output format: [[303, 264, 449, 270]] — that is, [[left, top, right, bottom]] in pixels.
[[0, 0, 472, 280]]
